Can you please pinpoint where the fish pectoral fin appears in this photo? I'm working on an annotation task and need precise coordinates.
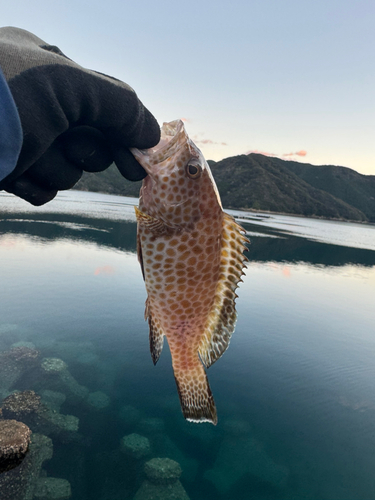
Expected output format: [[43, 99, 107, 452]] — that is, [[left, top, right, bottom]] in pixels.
[[174, 366, 218, 425], [147, 311, 165, 365], [134, 206, 171, 237], [199, 212, 249, 368]]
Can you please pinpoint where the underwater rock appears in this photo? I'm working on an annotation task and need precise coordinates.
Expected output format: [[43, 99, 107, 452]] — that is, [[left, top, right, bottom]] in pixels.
[[40, 390, 67, 413], [0, 323, 18, 334], [222, 417, 252, 436], [75, 351, 99, 365], [41, 358, 67, 374], [133, 458, 190, 500], [144, 458, 182, 484], [2, 390, 41, 419], [178, 419, 218, 446], [120, 433, 151, 460], [0, 324, 20, 350], [137, 417, 165, 435], [34, 477, 72, 500], [148, 433, 198, 484], [0, 388, 11, 403], [0, 433, 53, 500], [38, 340, 98, 366], [0, 347, 41, 393], [11, 341, 37, 350], [39, 357, 89, 403], [118, 404, 142, 428], [1, 390, 79, 439], [204, 433, 289, 493], [0, 419, 32, 473], [87, 391, 110, 410]]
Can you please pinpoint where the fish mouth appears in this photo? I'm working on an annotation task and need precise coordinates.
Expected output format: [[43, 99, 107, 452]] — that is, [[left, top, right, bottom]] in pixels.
[[130, 120, 187, 175]]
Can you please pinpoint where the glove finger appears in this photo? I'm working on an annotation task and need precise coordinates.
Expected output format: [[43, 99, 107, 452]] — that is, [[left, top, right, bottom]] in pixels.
[[112, 147, 147, 182], [61, 126, 114, 172], [27, 145, 83, 191], [5, 175, 58, 206], [110, 105, 161, 150]]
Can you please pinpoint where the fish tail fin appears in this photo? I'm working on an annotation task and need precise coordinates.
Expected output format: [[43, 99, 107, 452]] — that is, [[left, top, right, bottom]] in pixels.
[[174, 365, 218, 425]]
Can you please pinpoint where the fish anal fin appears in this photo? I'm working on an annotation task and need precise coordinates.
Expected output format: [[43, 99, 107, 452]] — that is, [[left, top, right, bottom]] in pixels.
[[134, 206, 172, 237], [174, 367, 217, 425], [199, 212, 248, 368], [147, 310, 164, 365]]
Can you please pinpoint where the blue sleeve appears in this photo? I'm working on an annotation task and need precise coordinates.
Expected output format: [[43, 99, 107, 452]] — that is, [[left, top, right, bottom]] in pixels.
[[0, 67, 23, 182]]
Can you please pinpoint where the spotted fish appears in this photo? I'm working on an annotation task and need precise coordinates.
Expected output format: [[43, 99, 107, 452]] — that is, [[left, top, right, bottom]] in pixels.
[[131, 120, 248, 424]]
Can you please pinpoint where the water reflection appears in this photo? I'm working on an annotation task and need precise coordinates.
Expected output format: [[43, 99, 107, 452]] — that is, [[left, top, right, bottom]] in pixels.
[[1, 191, 375, 500], [1, 212, 374, 269]]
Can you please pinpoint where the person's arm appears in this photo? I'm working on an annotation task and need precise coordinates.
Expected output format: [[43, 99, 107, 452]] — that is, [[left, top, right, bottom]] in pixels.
[[0, 26, 160, 205], [0, 66, 22, 182]]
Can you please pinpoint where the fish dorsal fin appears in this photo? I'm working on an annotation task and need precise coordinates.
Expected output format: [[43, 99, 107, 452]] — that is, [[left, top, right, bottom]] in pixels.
[[199, 213, 249, 368], [144, 297, 165, 365]]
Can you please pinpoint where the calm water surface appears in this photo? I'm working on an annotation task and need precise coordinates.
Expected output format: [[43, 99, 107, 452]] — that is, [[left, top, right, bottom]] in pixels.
[[1, 190, 374, 500]]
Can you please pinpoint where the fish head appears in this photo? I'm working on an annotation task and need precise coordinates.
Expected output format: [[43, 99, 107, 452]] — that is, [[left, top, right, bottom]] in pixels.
[[131, 120, 222, 229]]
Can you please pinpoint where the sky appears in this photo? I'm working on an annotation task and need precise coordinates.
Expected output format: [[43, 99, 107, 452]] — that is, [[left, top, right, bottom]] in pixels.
[[2, 0, 374, 175]]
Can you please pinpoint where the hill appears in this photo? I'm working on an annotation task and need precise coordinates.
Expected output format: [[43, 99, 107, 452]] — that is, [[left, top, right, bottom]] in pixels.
[[74, 154, 375, 222]]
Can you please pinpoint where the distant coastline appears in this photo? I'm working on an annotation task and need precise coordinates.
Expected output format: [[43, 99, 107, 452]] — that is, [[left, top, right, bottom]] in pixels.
[[74, 153, 375, 224]]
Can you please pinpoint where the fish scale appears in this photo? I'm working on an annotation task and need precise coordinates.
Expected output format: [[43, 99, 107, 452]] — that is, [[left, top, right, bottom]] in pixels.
[[131, 120, 248, 424]]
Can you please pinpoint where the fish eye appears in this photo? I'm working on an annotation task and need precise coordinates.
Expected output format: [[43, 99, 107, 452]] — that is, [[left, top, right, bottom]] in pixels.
[[186, 163, 201, 179]]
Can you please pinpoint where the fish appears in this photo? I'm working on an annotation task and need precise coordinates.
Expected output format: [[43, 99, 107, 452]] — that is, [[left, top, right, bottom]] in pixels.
[[131, 120, 248, 424]]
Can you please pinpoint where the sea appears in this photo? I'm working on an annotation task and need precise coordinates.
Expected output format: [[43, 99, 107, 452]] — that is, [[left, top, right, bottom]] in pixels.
[[0, 190, 374, 500]]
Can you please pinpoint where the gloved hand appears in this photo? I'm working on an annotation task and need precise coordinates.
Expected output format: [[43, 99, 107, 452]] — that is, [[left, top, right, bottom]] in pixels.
[[0, 27, 160, 205]]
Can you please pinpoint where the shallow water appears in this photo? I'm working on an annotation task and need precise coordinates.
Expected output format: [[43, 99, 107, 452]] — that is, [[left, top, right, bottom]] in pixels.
[[1, 190, 375, 500]]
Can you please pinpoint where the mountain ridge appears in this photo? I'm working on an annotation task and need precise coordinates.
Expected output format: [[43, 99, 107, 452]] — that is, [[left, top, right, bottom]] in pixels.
[[74, 154, 375, 223]]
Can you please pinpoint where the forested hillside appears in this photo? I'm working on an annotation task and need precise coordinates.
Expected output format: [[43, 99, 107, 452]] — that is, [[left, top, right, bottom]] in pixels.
[[74, 154, 375, 222]]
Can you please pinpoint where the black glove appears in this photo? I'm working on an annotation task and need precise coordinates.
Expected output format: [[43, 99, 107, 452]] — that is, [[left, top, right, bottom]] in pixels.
[[0, 27, 160, 205]]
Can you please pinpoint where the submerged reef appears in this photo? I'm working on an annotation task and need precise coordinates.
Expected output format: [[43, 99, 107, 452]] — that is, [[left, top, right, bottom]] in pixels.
[[204, 418, 289, 492], [0, 327, 291, 500], [2, 390, 79, 440], [133, 458, 190, 500], [39, 358, 89, 404], [0, 433, 53, 500], [0, 346, 41, 400], [0, 419, 32, 473], [33, 477, 72, 500], [121, 433, 151, 460]]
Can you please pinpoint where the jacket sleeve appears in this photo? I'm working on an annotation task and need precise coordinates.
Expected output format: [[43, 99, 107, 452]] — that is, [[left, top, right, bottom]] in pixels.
[[0, 66, 22, 183]]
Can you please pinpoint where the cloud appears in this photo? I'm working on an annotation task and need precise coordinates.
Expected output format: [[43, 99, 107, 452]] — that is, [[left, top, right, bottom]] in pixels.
[[195, 139, 227, 146], [246, 149, 307, 159], [246, 149, 277, 157], [283, 150, 307, 157]]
